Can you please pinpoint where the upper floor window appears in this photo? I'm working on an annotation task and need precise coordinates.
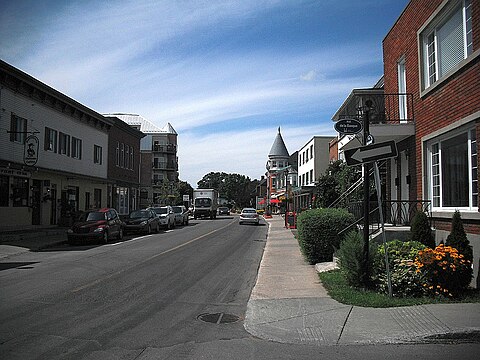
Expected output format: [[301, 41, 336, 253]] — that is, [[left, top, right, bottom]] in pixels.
[[116, 142, 120, 166], [421, 0, 472, 90], [44, 127, 58, 152], [71, 137, 82, 159], [10, 114, 27, 143], [59, 132, 71, 156], [310, 145, 313, 159], [94, 145, 103, 165]]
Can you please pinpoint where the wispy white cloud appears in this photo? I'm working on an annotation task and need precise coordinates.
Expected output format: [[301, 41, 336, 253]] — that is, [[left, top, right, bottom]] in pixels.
[[0, 0, 407, 184]]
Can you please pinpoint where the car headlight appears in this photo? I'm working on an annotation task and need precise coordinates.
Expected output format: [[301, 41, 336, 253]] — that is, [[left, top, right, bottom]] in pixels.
[[93, 227, 105, 233], [67, 229, 73, 234], [140, 221, 147, 226]]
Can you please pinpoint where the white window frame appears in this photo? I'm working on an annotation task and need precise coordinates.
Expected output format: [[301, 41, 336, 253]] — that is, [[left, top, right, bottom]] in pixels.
[[420, 0, 473, 91], [94, 145, 103, 165], [397, 56, 408, 122], [426, 125, 477, 211], [71, 137, 82, 159]]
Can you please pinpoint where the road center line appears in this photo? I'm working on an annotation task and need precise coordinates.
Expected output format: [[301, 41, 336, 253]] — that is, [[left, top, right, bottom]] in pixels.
[[71, 219, 236, 293]]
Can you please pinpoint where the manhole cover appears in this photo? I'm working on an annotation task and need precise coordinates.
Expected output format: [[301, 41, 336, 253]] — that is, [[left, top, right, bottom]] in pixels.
[[197, 312, 240, 324]]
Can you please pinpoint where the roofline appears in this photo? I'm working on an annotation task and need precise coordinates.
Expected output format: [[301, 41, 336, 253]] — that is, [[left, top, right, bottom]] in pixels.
[[298, 135, 337, 152], [0, 59, 113, 128], [331, 88, 384, 121]]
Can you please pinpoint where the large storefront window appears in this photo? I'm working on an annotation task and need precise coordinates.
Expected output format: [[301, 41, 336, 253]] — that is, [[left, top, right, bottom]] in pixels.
[[427, 128, 477, 210], [12, 177, 29, 207], [0, 176, 9, 206]]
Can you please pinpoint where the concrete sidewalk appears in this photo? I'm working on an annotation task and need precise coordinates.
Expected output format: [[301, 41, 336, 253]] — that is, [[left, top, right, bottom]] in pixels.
[[244, 215, 480, 345]]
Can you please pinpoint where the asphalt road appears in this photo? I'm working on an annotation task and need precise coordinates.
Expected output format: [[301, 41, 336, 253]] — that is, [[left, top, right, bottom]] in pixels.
[[1, 216, 479, 359]]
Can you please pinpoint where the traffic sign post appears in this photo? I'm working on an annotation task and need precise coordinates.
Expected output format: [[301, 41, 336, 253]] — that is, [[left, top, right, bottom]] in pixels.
[[344, 140, 398, 166]]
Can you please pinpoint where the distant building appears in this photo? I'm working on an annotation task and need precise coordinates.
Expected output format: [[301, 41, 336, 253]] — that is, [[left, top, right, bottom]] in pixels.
[[295, 136, 335, 210], [265, 127, 294, 213], [104, 114, 178, 208]]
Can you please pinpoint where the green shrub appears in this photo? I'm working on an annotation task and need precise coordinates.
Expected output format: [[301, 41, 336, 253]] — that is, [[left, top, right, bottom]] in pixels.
[[297, 208, 355, 264], [373, 240, 427, 297], [409, 211, 435, 248], [337, 231, 377, 288], [445, 211, 473, 289]]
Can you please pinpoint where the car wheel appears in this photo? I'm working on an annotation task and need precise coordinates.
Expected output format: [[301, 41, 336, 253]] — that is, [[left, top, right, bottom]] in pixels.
[[117, 227, 124, 240], [147, 225, 151, 234], [156, 223, 160, 233]]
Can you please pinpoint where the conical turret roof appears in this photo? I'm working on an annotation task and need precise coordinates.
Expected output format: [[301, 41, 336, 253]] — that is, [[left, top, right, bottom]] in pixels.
[[268, 127, 289, 158]]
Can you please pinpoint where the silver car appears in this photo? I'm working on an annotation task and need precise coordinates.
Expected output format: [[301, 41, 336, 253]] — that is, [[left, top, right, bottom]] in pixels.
[[149, 206, 175, 230], [239, 207, 260, 225], [172, 205, 189, 226]]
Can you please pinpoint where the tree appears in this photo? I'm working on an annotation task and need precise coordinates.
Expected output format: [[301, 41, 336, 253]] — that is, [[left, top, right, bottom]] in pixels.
[[314, 160, 361, 208], [446, 210, 473, 261], [197, 172, 258, 208], [409, 211, 435, 248]]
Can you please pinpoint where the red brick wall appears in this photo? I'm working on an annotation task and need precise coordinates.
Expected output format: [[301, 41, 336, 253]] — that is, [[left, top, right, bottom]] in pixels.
[[383, 0, 480, 202]]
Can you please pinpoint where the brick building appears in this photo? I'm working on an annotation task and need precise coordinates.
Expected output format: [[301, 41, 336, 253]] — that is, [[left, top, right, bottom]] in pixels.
[[383, 0, 479, 284]]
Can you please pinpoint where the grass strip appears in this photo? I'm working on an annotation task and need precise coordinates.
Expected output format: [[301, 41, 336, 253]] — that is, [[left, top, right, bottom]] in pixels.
[[318, 269, 480, 308]]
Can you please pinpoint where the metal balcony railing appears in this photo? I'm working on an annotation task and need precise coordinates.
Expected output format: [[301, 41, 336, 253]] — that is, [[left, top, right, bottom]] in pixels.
[[152, 144, 176, 153], [337, 92, 414, 124]]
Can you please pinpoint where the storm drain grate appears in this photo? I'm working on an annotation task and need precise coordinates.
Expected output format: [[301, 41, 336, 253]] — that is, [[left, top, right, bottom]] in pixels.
[[197, 312, 240, 324]]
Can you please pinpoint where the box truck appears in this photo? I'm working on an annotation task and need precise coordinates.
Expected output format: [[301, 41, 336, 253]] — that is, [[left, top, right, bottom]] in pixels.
[[193, 189, 219, 219]]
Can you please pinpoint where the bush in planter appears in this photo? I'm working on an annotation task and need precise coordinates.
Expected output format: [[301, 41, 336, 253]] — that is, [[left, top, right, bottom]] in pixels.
[[414, 244, 472, 297], [337, 230, 377, 288], [297, 208, 354, 264], [372, 240, 427, 297], [409, 211, 435, 248]]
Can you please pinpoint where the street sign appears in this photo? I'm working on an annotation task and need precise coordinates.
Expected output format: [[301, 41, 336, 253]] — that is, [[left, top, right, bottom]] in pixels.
[[345, 140, 398, 166], [24, 135, 39, 166], [334, 118, 363, 135]]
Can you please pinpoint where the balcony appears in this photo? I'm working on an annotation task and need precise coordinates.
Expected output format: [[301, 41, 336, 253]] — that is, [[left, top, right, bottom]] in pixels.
[[332, 90, 415, 150], [152, 162, 178, 171], [152, 144, 176, 154]]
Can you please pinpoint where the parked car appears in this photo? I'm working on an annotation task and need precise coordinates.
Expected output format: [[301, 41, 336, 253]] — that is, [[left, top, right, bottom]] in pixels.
[[172, 205, 189, 226], [239, 207, 260, 225], [123, 209, 160, 234], [149, 206, 175, 230], [67, 208, 124, 244], [218, 206, 230, 215]]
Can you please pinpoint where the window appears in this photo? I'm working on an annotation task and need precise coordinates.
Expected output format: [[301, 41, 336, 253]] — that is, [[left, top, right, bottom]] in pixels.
[[427, 127, 477, 209], [94, 188, 102, 208], [398, 57, 407, 121], [116, 142, 120, 166], [125, 145, 130, 169], [120, 143, 124, 168], [130, 148, 134, 170], [12, 177, 29, 207], [421, 0, 472, 89], [71, 137, 82, 159], [59, 132, 70, 156], [0, 176, 8, 207], [10, 114, 27, 143], [310, 170, 314, 184], [117, 187, 129, 215], [94, 145, 103, 165], [44, 127, 58, 152], [310, 145, 313, 159]]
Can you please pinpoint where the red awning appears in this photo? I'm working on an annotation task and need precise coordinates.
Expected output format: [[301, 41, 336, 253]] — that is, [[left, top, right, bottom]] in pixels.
[[270, 199, 280, 204]]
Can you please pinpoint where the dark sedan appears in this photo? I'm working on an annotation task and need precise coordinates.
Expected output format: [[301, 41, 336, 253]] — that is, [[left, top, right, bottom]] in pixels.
[[67, 208, 124, 245], [123, 209, 160, 234]]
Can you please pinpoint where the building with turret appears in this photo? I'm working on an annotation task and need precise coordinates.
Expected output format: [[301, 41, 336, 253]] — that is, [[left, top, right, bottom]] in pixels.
[[265, 127, 295, 213]]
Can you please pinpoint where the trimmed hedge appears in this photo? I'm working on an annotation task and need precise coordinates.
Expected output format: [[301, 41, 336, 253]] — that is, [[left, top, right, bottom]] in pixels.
[[297, 208, 355, 264]]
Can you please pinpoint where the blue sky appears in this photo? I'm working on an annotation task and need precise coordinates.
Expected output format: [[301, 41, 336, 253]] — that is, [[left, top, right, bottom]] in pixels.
[[0, 0, 409, 186]]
